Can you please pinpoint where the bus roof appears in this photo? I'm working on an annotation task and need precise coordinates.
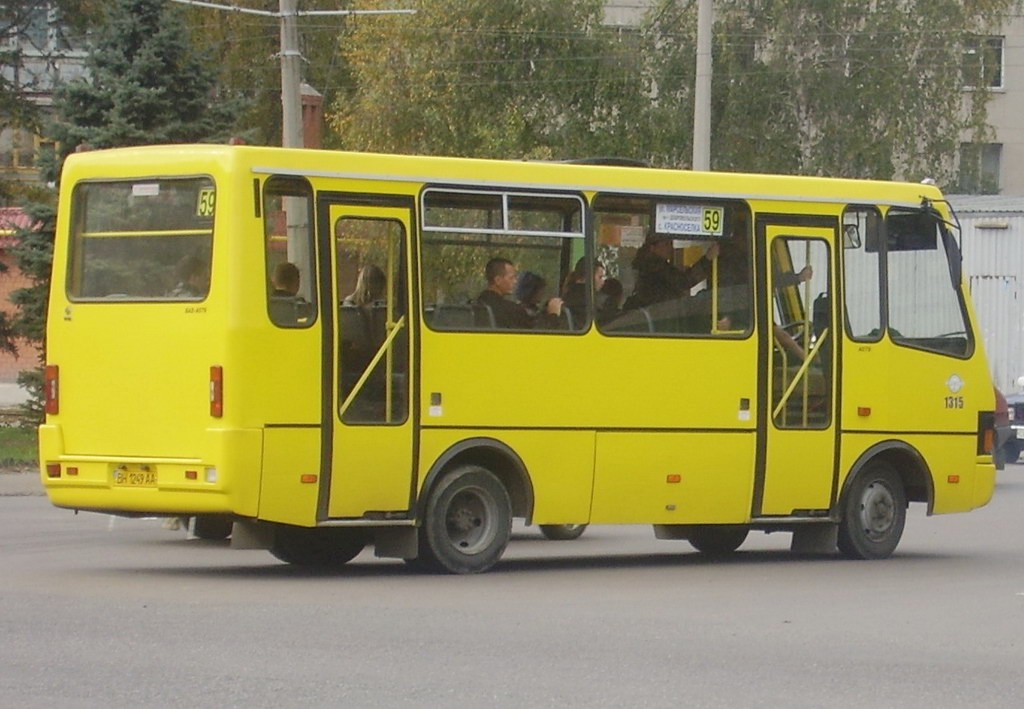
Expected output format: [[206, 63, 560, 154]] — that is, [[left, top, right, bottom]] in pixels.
[[62, 143, 943, 210]]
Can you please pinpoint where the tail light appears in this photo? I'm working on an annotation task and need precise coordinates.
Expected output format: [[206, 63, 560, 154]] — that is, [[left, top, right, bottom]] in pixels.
[[210, 366, 223, 418], [44, 365, 59, 415]]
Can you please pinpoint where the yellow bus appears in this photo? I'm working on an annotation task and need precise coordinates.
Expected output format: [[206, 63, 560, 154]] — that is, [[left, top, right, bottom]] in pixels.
[[40, 144, 998, 573]]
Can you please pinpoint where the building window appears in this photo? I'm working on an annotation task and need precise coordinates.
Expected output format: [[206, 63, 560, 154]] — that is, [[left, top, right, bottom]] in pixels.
[[0, 126, 40, 170], [957, 143, 1002, 194], [963, 36, 1004, 90]]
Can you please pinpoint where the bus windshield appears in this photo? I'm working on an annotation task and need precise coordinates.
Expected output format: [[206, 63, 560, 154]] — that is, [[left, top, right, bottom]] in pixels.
[[68, 177, 215, 301]]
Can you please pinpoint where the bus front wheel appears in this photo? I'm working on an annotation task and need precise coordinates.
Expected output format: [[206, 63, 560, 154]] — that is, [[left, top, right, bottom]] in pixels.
[[415, 465, 512, 574], [270, 525, 368, 568], [838, 462, 906, 560]]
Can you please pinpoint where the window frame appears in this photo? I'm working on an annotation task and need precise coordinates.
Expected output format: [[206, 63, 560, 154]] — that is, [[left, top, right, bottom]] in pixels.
[[66, 175, 216, 303]]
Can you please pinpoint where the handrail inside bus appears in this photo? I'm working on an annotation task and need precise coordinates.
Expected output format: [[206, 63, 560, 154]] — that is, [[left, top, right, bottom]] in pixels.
[[339, 315, 407, 419], [80, 229, 212, 238], [772, 327, 829, 421]]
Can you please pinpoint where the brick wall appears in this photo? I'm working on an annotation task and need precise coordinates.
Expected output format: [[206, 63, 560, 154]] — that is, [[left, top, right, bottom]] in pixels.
[[0, 249, 39, 383]]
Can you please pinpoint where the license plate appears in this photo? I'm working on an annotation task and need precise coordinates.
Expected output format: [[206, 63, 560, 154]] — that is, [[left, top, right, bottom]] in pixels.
[[112, 465, 157, 487]]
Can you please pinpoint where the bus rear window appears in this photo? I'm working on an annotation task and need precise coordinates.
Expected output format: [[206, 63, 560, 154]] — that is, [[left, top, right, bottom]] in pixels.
[[68, 178, 215, 300]]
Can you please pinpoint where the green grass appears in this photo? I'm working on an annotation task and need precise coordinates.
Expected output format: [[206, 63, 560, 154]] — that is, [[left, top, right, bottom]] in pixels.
[[0, 424, 38, 467]]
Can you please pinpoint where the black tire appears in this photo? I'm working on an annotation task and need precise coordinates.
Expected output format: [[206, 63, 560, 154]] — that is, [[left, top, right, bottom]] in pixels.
[[191, 515, 233, 540], [415, 465, 512, 574], [687, 525, 749, 555], [838, 462, 907, 560], [269, 525, 368, 568], [539, 524, 588, 541]]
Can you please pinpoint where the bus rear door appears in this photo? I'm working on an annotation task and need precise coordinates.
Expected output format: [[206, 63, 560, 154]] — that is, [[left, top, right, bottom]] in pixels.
[[320, 198, 416, 520]]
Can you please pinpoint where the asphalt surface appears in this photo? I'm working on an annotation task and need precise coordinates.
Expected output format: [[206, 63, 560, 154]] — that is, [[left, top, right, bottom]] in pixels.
[[3, 467, 1024, 707]]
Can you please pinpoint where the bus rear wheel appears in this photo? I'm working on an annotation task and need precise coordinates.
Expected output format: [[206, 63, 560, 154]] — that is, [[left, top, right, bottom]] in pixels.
[[270, 525, 368, 568], [687, 525, 749, 555], [838, 462, 906, 560], [415, 465, 512, 574], [539, 524, 588, 541]]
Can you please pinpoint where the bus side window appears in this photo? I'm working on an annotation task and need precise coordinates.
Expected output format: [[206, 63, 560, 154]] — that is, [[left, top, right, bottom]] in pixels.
[[420, 189, 584, 333], [593, 195, 752, 337], [263, 177, 316, 328]]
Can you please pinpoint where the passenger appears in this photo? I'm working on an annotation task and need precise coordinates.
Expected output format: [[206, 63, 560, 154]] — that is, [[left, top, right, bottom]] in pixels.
[[515, 271, 548, 319], [477, 257, 562, 329], [271, 262, 301, 297], [774, 324, 806, 362], [622, 234, 718, 311], [168, 254, 209, 298], [596, 276, 624, 324], [343, 265, 386, 306], [561, 258, 607, 313]]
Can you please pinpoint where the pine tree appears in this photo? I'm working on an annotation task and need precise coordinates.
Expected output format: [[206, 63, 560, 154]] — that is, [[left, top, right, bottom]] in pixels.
[[48, 0, 241, 160], [9, 0, 241, 423]]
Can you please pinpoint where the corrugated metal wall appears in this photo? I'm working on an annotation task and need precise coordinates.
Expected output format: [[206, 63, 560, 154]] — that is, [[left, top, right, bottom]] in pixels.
[[958, 207, 1024, 393]]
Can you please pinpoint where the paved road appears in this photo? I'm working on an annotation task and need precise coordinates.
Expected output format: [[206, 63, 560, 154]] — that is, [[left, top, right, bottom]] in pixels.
[[2, 469, 1024, 708]]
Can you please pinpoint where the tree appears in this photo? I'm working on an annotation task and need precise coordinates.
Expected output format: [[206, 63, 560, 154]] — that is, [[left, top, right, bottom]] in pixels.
[[1, 2, 101, 368], [183, 0, 357, 146], [7, 0, 242, 423], [645, 0, 1020, 185], [328, 0, 648, 160], [7, 202, 54, 423], [47, 0, 241, 161]]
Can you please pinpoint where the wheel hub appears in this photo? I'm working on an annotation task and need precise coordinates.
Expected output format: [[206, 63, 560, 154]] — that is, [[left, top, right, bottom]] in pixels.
[[445, 489, 493, 551], [860, 481, 895, 540]]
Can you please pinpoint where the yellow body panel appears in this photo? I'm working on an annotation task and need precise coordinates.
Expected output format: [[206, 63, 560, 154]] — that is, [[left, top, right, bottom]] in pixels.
[[259, 427, 320, 526], [591, 431, 755, 524]]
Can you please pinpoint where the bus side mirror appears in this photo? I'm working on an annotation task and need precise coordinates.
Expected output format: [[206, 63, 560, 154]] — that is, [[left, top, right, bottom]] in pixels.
[[842, 224, 861, 249]]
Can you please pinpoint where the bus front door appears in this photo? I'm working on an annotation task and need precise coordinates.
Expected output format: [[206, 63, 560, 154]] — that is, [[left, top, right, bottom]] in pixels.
[[755, 221, 838, 517], [321, 200, 415, 520]]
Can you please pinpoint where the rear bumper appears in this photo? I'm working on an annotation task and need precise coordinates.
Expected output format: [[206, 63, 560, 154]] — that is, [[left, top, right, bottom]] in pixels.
[[38, 424, 262, 516]]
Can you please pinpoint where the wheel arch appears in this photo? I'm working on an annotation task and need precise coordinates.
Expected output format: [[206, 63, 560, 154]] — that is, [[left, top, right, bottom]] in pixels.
[[839, 440, 934, 515], [417, 437, 535, 524]]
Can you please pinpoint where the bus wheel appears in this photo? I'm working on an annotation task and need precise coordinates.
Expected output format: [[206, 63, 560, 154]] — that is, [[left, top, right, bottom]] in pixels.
[[838, 462, 906, 560], [192, 515, 233, 540], [270, 525, 368, 568], [417, 465, 512, 574], [539, 524, 588, 541], [687, 525, 748, 555]]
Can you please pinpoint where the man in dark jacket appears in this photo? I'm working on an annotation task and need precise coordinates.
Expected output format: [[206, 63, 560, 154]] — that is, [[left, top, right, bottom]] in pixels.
[[622, 235, 719, 310], [477, 257, 563, 329]]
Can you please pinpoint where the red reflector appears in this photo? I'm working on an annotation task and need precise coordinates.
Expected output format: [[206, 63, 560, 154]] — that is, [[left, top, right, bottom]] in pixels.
[[210, 366, 223, 418], [66, 467, 78, 476], [982, 428, 994, 455], [857, 407, 871, 417], [948, 475, 960, 484], [300, 474, 318, 484], [44, 365, 59, 415], [185, 470, 198, 480], [46, 463, 61, 478], [666, 474, 682, 484]]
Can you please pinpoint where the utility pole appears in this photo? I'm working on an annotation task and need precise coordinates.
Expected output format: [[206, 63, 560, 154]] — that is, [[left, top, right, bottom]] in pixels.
[[279, 0, 303, 148], [170, 0, 414, 148], [692, 0, 713, 171]]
